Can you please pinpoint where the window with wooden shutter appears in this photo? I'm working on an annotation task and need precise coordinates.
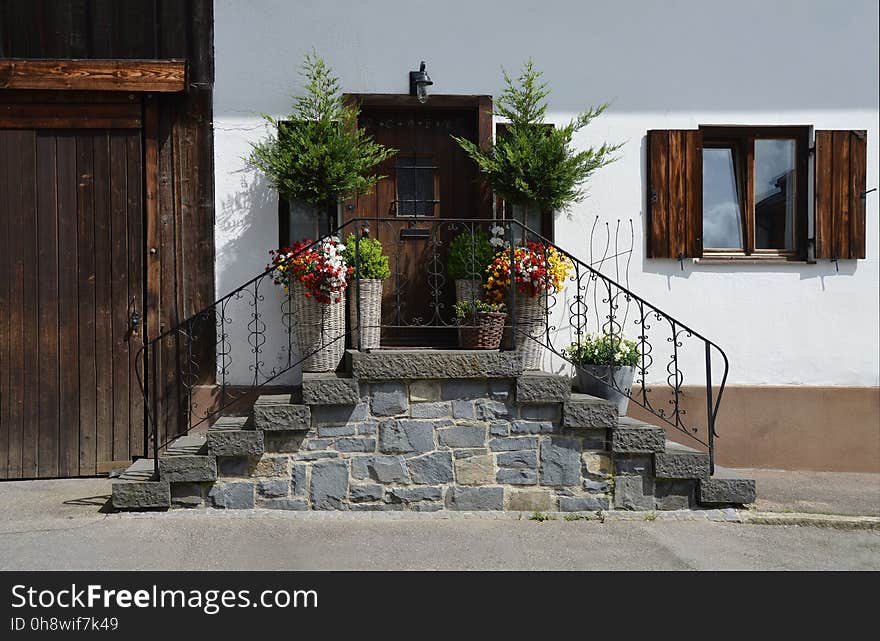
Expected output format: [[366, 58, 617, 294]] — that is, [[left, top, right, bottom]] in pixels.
[[646, 129, 702, 258], [815, 130, 868, 260]]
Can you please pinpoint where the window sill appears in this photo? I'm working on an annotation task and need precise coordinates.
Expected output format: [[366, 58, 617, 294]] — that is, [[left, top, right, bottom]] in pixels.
[[695, 255, 812, 265]]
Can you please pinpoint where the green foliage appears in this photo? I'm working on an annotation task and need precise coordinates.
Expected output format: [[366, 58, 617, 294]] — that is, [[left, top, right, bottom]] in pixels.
[[447, 228, 496, 280], [453, 299, 505, 319], [247, 51, 396, 206], [454, 59, 622, 212], [342, 234, 390, 280], [566, 333, 639, 367], [529, 511, 555, 522]]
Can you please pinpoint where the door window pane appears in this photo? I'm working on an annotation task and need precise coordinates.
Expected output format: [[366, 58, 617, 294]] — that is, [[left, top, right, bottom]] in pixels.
[[396, 156, 437, 216], [754, 139, 796, 250], [702, 147, 744, 249]]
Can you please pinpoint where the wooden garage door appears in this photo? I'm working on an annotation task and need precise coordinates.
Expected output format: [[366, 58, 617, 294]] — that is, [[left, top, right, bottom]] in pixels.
[[0, 124, 144, 479]]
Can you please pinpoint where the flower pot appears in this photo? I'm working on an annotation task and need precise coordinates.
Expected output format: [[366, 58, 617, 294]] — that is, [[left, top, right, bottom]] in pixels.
[[459, 311, 506, 350], [510, 294, 547, 370], [575, 365, 636, 415], [455, 278, 483, 304], [291, 281, 346, 372], [349, 278, 383, 350]]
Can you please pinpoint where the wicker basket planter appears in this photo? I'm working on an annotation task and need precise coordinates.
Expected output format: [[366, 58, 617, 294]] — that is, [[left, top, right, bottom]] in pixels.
[[349, 278, 383, 350], [455, 278, 483, 304], [291, 281, 346, 372], [510, 294, 547, 370], [459, 311, 506, 350]]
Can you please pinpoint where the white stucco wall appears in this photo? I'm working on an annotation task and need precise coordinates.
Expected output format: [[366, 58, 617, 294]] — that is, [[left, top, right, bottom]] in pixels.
[[213, 0, 880, 387]]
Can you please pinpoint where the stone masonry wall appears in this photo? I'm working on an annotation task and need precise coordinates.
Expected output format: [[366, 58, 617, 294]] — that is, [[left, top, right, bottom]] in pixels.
[[205, 379, 613, 512]]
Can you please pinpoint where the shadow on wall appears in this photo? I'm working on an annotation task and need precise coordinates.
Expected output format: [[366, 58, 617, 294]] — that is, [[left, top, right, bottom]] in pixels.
[[635, 135, 860, 290]]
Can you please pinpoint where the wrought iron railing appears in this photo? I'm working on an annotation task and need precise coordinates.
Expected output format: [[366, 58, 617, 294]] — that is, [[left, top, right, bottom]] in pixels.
[[136, 217, 728, 477]]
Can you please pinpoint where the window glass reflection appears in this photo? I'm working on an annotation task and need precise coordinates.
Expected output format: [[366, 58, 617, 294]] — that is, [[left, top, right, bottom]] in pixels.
[[754, 139, 796, 250], [702, 147, 744, 249]]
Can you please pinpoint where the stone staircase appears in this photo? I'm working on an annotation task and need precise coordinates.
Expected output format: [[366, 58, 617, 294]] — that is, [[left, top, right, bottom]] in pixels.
[[112, 350, 755, 512]]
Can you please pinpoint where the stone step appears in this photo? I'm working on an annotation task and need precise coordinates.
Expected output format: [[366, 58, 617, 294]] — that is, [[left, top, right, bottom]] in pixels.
[[697, 467, 756, 506], [159, 434, 216, 482], [209, 415, 250, 431], [563, 393, 617, 429], [111, 459, 170, 510], [207, 428, 265, 457], [610, 417, 666, 453], [346, 348, 522, 380], [302, 372, 361, 405], [515, 372, 570, 403], [253, 394, 311, 431], [654, 441, 710, 480]]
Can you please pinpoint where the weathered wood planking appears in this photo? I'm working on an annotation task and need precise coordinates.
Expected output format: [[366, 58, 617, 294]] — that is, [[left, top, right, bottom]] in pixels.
[[647, 129, 702, 258], [815, 130, 868, 259], [0, 59, 186, 92]]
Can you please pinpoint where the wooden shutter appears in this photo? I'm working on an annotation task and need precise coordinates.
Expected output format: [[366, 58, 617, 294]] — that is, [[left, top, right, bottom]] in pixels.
[[647, 129, 703, 258], [815, 130, 868, 259]]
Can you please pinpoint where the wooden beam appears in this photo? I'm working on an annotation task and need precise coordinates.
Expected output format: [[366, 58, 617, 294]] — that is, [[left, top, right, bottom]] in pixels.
[[0, 59, 187, 92]]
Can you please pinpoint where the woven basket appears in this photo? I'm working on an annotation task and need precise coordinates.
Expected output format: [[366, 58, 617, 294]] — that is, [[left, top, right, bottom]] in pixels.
[[349, 278, 383, 350], [291, 281, 346, 372], [510, 294, 547, 370], [459, 311, 506, 350], [455, 278, 484, 304]]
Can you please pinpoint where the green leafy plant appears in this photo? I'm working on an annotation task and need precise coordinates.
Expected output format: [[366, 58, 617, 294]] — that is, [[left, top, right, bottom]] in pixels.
[[453, 299, 506, 320], [447, 228, 496, 280], [247, 51, 396, 207], [454, 59, 621, 212], [565, 333, 639, 367], [341, 234, 390, 280]]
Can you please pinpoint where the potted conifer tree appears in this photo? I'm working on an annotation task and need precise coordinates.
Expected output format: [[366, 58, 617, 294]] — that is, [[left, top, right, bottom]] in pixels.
[[447, 227, 495, 304], [249, 52, 395, 371]]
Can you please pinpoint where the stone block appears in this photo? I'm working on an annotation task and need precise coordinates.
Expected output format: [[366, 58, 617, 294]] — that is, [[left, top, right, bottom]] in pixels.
[[302, 373, 360, 405], [334, 437, 376, 453], [310, 460, 349, 510], [453, 448, 488, 458], [582, 451, 613, 477], [560, 496, 609, 511], [441, 380, 488, 400], [262, 498, 309, 511], [387, 486, 442, 504], [496, 469, 537, 485], [446, 486, 504, 510], [613, 475, 654, 510], [487, 380, 513, 401], [348, 349, 522, 380], [489, 421, 510, 436], [407, 451, 454, 484], [304, 438, 334, 450], [539, 437, 581, 486], [257, 479, 290, 498], [697, 478, 756, 505], [208, 482, 255, 509], [292, 464, 308, 496], [654, 451, 710, 480], [611, 419, 666, 453], [438, 423, 486, 448], [508, 489, 556, 512], [454, 454, 495, 485], [655, 480, 695, 510], [451, 400, 476, 419], [357, 420, 378, 435], [351, 455, 410, 483], [409, 380, 441, 402], [474, 398, 514, 420], [370, 383, 409, 416], [217, 456, 253, 477], [519, 404, 561, 422], [159, 455, 217, 483], [350, 483, 384, 503], [489, 436, 539, 451], [264, 432, 305, 453], [411, 401, 452, 419], [510, 420, 556, 434], [563, 394, 618, 429], [253, 402, 310, 431], [516, 372, 571, 403], [311, 403, 369, 426], [170, 482, 206, 508], [496, 450, 537, 468], [378, 419, 435, 454], [613, 454, 653, 477], [293, 451, 339, 461], [583, 479, 611, 493], [254, 455, 289, 477], [317, 424, 356, 437], [207, 430, 265, 457]]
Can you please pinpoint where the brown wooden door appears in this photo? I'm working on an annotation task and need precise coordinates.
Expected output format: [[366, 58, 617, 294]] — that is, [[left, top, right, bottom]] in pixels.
[[345, 105, 487, 346], [0, 120, 144, 479]]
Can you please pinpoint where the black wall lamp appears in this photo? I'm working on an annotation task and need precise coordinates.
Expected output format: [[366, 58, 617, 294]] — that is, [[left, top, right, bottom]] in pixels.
[[409, 61, 433, 104]]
